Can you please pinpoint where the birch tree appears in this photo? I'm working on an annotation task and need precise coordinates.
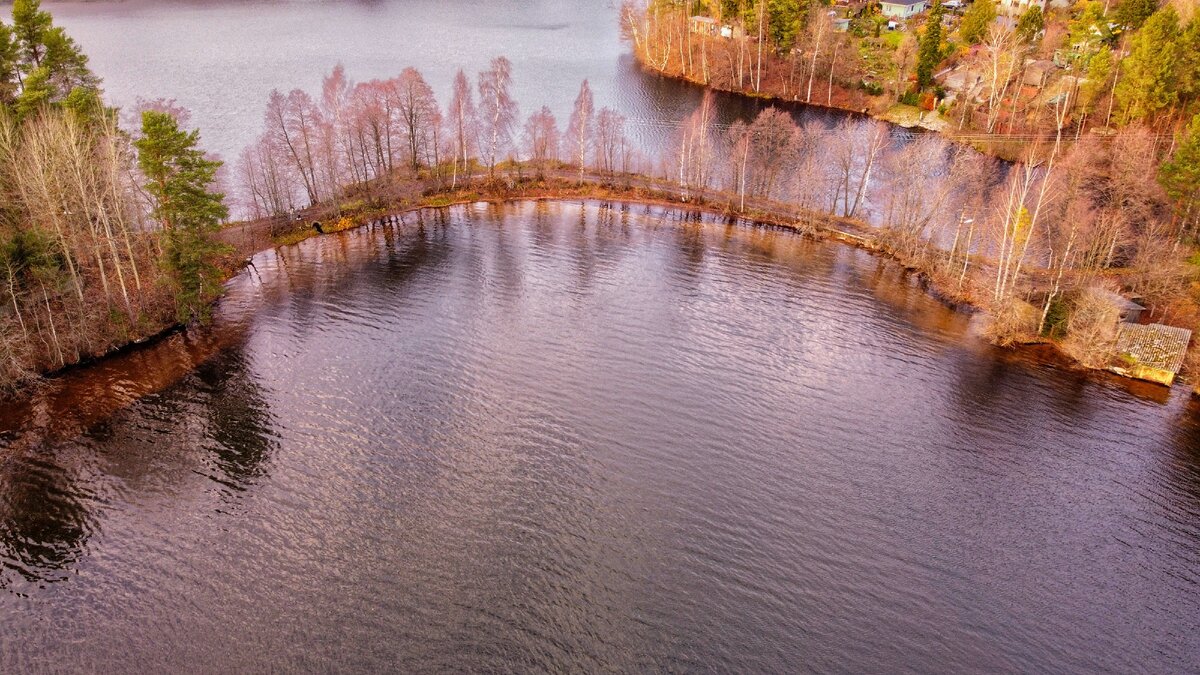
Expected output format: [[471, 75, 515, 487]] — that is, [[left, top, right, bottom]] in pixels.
[[447, 69, 477, 187], [477, 56, 518, 177], [564, 79, 595, 180]]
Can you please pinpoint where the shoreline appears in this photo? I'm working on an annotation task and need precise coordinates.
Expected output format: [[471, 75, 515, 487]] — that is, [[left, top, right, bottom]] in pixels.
[[3, 171, 1188, 409], [630, 50, 1040, 163]]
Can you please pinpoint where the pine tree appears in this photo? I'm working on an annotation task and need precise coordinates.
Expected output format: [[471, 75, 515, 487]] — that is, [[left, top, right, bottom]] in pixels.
[[0, 22, 17, 107], [1079, 45, 1113, 113], [1114, 0, 1158, 31], [916, 0, 945, 90], [135, 110, 229, 323], [1016, 6, 1043, 44], [5, 0, 99, 117], [1066, 1, 1113, 71], [766, 0, 803, 52], [958, 0, 995, 45], [1178, 19, 1200, 110], [1115, 6, 1182, 123], [1159, 114, 1200, 237], [10, 0, 50, 69]]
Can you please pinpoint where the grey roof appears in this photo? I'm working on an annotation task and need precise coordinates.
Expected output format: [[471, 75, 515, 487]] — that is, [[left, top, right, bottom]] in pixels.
[[882, 0, 928, 5], [1096, 289, 1145, 313], [1113, 323, 1193, 375]]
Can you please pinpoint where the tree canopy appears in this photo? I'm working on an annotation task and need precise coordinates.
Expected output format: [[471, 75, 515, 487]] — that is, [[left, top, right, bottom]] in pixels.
[[1115, 6, 1182, 122], [135, 111, 229, 323], [958, 0, 996, 45], [916, 0, 946, 89], [1159, 113, 1200, 236]]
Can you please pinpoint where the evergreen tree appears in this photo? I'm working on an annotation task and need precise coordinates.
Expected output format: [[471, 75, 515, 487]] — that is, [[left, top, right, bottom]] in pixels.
[[1016, 5, 1044, 43], [11, 0, 50, 69], [1114, 0, 1158, 31], [1066, 1, 1113, 70], [0, 22, 18, 108], [1079, 45, 1113, 113], [958, 0, 996, 45], [1115, 6, 1181, 122], [1159, 114, 1200, 236], [5, 0, 99, 118], [766, 0, 803, 52], [1178, 19, 1200, 109], [916, 0, 945, 89], [14, 65, 51, 118], [134, 111, 229, 323], [40, 26, 98, 93]]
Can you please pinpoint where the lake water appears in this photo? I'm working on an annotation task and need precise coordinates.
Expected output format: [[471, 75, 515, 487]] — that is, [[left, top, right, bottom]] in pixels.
[[2, 1, 1200, 671], [33, 0, 854, 168], [1, 201, 1198, 672]]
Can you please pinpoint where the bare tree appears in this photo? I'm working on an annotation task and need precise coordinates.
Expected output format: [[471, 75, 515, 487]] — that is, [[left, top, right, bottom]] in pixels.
[[595, 107, 627, 174], [982, 24, 1024, 133], [264, 89, 325, 205], [447, 69, 477, 188], [748, 107, 798, 199], [392, 67, 440, 171], [523, 106, 560, 175], [477, 56, 519, 177], [727, 119, 751, 211], [676, 91, 716, 198], [564, 79, 595, 181]]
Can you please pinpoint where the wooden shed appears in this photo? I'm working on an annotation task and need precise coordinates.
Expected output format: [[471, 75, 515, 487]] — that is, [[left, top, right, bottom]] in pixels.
[[1110, 323, 1193, 386]]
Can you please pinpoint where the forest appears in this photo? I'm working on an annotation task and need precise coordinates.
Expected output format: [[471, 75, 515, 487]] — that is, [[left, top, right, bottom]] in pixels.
[[0, 0, 227, 392], [619, 0, 1200, 367]]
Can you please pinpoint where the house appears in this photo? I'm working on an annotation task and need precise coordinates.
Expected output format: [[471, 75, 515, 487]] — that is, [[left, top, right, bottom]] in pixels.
[[998, 0, 1046, 15], [880, 0, 929, 19], [1022, 59, 1057, 89], [833, 17, 851, 32], [689, 16, 719, 36], [1110, 323, 1192, 386], [1095, 289, 1147, 323]]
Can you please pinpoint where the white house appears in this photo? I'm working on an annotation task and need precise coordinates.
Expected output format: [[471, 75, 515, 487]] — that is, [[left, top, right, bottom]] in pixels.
[[998, 0, 1047, 15], [880, 0, 929, 19]]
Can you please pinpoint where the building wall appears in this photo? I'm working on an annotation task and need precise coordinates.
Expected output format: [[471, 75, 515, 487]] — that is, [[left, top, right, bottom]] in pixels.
[[999, 0, 1047, 15], [881, 2, 927, 18]]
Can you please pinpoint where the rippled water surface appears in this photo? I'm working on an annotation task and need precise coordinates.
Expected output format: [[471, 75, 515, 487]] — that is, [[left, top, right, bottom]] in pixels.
[[31, 0, 853, 166], [2, 202, 1198, 672]]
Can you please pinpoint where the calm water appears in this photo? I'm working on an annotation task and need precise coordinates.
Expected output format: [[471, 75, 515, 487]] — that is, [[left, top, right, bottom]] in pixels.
[[1, 202, 1198, 672], [33, 0, 852, 166]]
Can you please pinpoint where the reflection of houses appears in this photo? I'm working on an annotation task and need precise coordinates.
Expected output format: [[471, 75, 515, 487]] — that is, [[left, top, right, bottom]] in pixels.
[[880, 0, 929, 19]]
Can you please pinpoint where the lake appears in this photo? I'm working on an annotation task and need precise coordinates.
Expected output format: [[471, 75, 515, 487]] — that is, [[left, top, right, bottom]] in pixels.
[[1, 1, 1199, 671], [1, 201, 1198, 671], [33, 0, 853, 167]]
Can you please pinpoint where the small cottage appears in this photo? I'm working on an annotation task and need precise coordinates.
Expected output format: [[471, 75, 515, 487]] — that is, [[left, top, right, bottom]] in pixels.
[[689, 16, 719, 36], [1096, 289, 1146, 323], [1110, 323, 1192, 386], [999, 0, 1047, 15], [880, 0, 929, 19]]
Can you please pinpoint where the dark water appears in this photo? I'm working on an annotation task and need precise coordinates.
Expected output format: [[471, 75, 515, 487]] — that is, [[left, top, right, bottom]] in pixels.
[[2, 202, 1198, 672]]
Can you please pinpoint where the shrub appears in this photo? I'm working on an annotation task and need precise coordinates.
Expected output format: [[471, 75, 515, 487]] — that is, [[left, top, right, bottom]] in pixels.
[[984, 297, 1040, 346], [1061, 286, 1121, 368]]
